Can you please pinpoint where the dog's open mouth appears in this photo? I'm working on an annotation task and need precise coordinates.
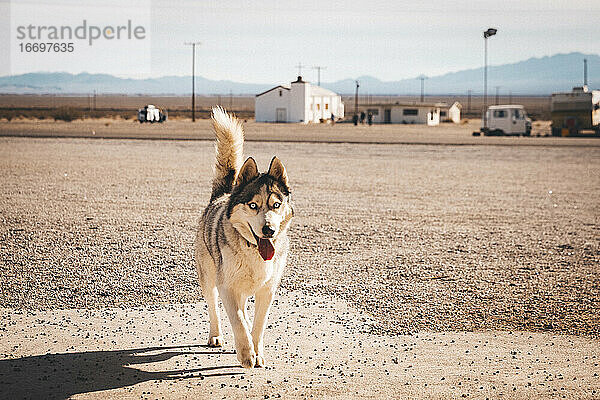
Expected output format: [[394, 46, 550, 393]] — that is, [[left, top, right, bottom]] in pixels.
[[249, 225, 275, 261]]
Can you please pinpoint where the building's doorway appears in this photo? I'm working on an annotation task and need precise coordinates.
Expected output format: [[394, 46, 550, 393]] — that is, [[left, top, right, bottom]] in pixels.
[[384, 109, 391, 124], [276, 108, 287, 122]]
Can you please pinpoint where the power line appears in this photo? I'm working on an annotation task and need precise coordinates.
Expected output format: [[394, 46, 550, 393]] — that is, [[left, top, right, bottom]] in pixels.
[[417, 75, 427, 102], [184, 41, 201, 122], [354, 80, 360, 116], [295, 62, 306, 77], [467, 89, 472, 115], [312, 66, 327, 86]]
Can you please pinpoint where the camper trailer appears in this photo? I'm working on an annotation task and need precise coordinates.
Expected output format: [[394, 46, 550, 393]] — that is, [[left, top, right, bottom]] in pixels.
[[481, 105, 532, 136], [551, 86, 600, 136]]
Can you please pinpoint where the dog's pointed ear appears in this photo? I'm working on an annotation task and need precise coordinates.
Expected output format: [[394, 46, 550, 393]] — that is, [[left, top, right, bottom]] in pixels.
[[236, 157, 259, 186], [268, 156, 289, 188]]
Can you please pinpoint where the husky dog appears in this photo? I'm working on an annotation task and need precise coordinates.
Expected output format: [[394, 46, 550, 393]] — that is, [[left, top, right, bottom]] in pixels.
[[195, 107, 293, 368]]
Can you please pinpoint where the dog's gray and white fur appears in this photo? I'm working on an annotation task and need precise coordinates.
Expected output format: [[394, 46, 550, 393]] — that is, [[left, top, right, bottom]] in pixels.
[[195, 107, 293, 368]]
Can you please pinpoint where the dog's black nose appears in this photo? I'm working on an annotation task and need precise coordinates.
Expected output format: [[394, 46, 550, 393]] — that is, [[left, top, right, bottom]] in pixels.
[[262, 225, 275, 237]]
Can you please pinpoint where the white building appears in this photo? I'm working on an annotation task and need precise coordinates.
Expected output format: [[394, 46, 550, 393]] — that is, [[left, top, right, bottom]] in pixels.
[[255, 76, 344, 123], [439, 101, 462, 123], [362, 103, 442, 125]]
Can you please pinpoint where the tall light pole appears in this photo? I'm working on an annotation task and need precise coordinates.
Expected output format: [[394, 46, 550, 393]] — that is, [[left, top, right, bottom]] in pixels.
[[483, 28, 497, 130], [312, 66, 327, 86], [467, 89, 472, 115], [354, 80, 360, 117], [184, 41, 201, 122], [417, 75, 428, 102]]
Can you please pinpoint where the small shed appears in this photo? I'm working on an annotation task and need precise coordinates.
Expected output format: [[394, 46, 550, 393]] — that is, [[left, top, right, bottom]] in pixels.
[[362, 103, 442, 125], [439, 101, 462, 123]]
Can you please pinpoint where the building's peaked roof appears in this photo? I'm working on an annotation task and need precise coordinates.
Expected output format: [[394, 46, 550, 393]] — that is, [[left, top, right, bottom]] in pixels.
[[310, 85, 338, 96], [255, 85, 290, 97], [439, 101, 463, 109]]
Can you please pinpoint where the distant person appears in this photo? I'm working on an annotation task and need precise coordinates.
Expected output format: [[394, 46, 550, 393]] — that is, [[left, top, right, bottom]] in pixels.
[[367, 112, 373, 125], [360, 111, 366, 124], [353, 114, 358, 126]]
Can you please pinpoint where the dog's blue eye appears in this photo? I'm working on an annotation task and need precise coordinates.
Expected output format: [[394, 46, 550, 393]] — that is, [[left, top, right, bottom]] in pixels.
[[273, 202, 281, 209], [249, 202, 257, 209]]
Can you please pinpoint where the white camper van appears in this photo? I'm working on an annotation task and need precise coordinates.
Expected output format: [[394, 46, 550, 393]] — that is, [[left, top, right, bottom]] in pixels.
[[482, 105, 532, 136]]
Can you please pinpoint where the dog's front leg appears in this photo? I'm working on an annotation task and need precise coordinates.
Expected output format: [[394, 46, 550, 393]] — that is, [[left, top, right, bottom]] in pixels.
[[220, 288, 255, 368], [251, 285, 276, 367]]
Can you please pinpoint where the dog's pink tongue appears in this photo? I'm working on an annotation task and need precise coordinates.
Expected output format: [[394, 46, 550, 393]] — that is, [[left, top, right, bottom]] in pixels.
[[258, 238, 275, 261]]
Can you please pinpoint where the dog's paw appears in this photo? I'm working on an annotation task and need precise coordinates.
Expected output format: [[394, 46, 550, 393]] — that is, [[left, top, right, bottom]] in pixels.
[[237, 349, 256, 368], [207, 335, 224, 347], [254, 354, 266, 368]]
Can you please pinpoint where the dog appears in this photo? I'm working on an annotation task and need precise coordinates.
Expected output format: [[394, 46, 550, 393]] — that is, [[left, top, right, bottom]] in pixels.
[[195, 107, 293, 368]]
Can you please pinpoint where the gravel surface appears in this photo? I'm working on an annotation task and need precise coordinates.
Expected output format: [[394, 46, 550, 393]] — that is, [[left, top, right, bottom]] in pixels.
[[1, 135, 599, 337]]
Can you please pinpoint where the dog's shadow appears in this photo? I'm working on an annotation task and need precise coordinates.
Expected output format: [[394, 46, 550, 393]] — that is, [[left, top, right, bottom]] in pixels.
[[0, 344, 242, 399]]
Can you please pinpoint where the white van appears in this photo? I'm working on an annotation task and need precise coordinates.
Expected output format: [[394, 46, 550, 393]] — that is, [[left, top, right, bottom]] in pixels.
[[482, 105, 532, 136]]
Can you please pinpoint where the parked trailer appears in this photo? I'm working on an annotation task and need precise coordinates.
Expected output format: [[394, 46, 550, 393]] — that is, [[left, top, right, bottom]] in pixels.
[[551, 86, 600, 137]]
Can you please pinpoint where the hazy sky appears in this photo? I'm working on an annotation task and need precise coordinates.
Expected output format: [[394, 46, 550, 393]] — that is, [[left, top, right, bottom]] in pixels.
[[3, 0, 599, 82], [151, 0, 599, 83]]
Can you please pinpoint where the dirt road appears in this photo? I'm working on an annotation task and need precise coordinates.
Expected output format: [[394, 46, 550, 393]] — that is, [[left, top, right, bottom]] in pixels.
[[1, 118, 594, 146]]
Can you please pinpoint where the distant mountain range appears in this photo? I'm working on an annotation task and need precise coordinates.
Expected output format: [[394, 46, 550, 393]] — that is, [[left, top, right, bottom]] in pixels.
[[0, 52, 596, 95]]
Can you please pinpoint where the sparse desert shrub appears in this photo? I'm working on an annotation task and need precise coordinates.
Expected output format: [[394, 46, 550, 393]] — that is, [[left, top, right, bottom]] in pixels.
[[52, 107, 81, 122]]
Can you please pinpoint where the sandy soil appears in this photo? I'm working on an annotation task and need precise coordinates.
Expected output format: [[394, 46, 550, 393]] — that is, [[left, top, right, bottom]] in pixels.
[[1, 129, 599, 398]]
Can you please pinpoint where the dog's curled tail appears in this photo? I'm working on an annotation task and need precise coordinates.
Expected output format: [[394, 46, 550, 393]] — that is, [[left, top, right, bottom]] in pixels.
[[210, 106, 244, 201]]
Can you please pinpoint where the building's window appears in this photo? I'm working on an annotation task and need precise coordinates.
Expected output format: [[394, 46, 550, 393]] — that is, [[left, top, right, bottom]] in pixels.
[[403, 109, 418, 115], [317, 104, 320, 110], [440, 111, 447, 116], [493, 110, 507, 118], [279, 90, 282, 97], [367, 108, 379, 115], [325, 104, 329, 110]]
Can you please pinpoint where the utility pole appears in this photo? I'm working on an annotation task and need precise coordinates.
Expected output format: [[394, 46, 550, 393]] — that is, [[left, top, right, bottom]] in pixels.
[[354, 80, 359, 116], [229, 90, 233, 111], [417, 75, 427, 102], [295, 62, 306, 77], [495, 86, 500, 105], [467, 89, 472, 115], [312, 66, 327, 86], [483, 28, 497, 130], [93, 89, 96, 111], [184, 41, 201, 122], [584, 58, 588, 87]]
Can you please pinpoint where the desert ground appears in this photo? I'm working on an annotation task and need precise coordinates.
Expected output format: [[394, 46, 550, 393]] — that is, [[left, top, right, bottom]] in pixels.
[[0, 93, 553, 120], [1, 119, 599, 398], [0, 117, 586, 146]]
